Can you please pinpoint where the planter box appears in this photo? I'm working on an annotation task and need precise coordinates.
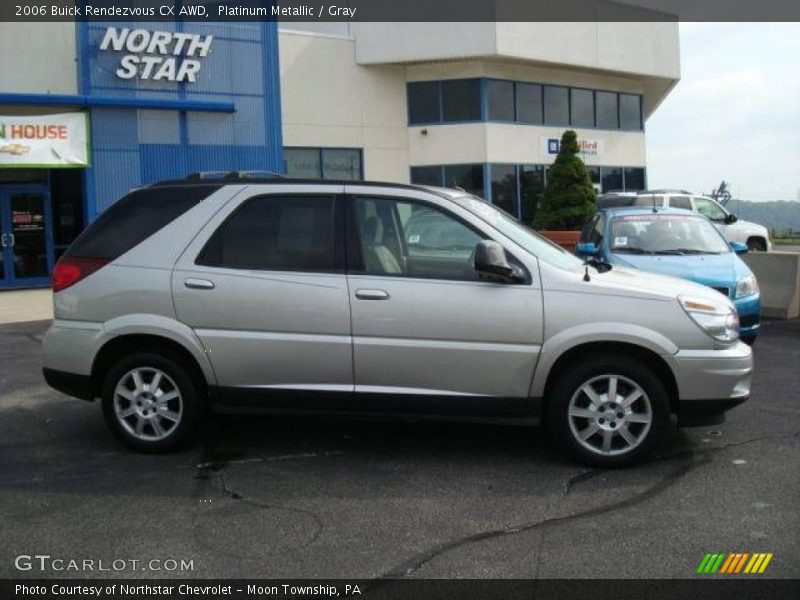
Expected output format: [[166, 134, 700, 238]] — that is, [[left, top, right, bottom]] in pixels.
[[539, 230, 581, 251]]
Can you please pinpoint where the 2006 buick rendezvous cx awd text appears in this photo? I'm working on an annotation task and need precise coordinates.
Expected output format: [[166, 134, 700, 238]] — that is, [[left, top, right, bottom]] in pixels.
[[42, 176, 753, 466]]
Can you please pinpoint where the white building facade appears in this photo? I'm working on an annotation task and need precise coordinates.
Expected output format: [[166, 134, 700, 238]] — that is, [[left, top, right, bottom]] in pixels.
[[279, 21, 680, 221]]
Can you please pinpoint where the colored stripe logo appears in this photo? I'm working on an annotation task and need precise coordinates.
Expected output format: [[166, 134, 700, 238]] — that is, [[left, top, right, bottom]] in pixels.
[[697, 552, 773, 574]]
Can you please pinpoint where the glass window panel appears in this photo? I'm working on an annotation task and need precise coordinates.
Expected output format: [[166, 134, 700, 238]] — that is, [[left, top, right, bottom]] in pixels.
[[410, 166, 443, 187], [322, 149, 362, 180], [596, 91, 619, 129], [198, 195, 336, 271], [354, 196, 483, 280], [442, 79, 481, 122], [284, 148, 321, 179], [490, 164, 518, 217], [543, 85, 569, 126], [487, 79, 514, 121], [623, 167, 645, 191], [519, 164, 545, 224], [443, 164, 484, 197], [516, 83, 543, 124], [408, 81, 441, 124], [601, 167, 623, 193], [669, 196, 692, 210], [619, 93, 642, 130], [570, 88, 595, 128]]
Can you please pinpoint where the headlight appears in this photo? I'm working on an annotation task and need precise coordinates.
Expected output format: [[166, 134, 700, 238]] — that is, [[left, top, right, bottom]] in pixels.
[[679, 295, 739, 342], [735, 274, 759, 298]]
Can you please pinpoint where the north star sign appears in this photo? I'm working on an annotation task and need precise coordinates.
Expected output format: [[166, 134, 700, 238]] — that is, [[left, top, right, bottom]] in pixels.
[[99, 27, 213, 83]]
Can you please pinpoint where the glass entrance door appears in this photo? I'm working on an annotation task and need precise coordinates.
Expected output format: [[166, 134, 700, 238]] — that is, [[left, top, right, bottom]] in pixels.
[[0, 190, 53, 288]]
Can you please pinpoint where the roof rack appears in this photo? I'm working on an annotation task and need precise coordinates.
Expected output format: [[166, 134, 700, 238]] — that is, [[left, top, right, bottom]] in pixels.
[[637, 189, 694, 195], [185, 170, 288, 181]]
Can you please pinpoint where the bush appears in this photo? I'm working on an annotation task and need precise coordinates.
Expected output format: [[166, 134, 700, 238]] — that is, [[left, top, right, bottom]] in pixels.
[[534, 130, 597, 230]]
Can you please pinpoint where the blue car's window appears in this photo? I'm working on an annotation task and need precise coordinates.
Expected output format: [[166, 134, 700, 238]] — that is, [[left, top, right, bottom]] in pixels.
[[609, 214, 730, 255]]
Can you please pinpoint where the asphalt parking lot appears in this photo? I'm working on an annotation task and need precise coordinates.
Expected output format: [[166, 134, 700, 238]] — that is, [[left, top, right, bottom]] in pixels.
[[1, 319, 798, 580]]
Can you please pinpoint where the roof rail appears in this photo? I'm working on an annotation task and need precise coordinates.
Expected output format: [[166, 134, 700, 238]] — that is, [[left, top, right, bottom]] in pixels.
[[638, 189, 694, 195], [185, 170, 287, 181]]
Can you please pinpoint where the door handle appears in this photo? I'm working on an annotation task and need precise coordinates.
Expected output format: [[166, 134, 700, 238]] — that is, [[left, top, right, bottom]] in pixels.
[[0, 234, 6, 248], [184, 278, 215, 290], [355, 288, 390, 300], [7, 234, 14, 248]]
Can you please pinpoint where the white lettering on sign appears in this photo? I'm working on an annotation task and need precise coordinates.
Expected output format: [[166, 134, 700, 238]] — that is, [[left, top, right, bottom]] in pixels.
[[99, 27, 213, 83]]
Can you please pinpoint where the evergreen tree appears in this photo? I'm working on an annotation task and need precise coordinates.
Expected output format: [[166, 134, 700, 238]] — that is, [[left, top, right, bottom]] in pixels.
[[534, 130, 597, 230]]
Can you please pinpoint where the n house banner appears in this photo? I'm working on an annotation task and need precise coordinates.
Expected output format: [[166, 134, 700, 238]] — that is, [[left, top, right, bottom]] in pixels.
[[0, 112, 90, 168]]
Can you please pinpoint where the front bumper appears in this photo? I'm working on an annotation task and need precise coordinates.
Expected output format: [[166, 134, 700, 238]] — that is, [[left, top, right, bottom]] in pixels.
[[668, 341, 753, 418], [734, 293, 761, 339]]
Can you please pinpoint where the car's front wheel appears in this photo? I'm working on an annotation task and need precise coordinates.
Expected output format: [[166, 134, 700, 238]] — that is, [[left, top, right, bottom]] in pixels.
[[548, 355, 670, 467], [101, 352, 202, 452]]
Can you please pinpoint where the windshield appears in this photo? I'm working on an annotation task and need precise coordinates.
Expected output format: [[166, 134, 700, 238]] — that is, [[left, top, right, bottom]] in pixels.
[[609, 214, 731, 255], [454, 195, 584, 270]]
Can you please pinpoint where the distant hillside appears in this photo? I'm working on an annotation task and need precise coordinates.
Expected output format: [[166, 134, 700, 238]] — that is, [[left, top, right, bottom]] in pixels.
[[726, 200, 800, 234]]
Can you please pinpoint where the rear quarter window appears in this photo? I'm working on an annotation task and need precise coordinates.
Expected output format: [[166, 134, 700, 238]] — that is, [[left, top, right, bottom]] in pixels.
[[65, 185, 220, 260]]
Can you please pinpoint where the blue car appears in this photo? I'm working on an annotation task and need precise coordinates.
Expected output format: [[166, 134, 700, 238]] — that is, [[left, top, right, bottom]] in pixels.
[[577, 207, 760, 343]]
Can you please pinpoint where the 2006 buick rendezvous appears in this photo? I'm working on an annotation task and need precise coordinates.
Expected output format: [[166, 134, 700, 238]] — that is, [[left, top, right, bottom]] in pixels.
[[42, 175, 753, 466]]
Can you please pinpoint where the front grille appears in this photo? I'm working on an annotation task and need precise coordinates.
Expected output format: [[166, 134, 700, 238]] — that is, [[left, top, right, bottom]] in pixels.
[[711, 286, 730, 297], [740, 314, 760, 328]]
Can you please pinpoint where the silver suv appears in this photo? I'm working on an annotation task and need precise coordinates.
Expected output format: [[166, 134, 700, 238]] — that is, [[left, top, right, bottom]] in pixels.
[[42, 175, 754, 466]]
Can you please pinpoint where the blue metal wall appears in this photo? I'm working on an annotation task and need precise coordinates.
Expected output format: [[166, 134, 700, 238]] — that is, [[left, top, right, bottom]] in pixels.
[[77, 21, 283, 217]]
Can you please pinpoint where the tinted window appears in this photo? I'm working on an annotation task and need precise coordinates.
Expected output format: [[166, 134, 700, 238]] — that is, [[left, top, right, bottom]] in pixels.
[[490, 164, 518, 216], [354, 197, 483, 280], [410, 166, 443, 187], [284, 148, 321, 179], [66, 185, 220, 260], [619, 94, 642, 130], [443, 164, 484, 196], [487, 79, 514, 121], [669, 196, 692, 210], [322, 149, 362, 180], [408, 81, 440, 124], [595, 91, 619, 129], [197, 195, 336, 271], [601, 168, 623, 193], [543, 86, 569, 125], [441, 79, 481, 121], [624, 167, 645, 191], [570, 89, 594, 127], [516, 83, 543, 124], [519, 164, 545, 223]]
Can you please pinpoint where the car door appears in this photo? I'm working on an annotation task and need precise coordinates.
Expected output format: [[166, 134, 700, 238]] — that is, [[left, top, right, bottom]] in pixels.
[[344, 185, 544, 417], [172, 184, 353, 410]]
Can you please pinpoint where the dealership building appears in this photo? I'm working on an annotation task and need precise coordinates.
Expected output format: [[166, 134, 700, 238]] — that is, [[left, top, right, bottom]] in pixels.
[[0, 19, 679, 290]]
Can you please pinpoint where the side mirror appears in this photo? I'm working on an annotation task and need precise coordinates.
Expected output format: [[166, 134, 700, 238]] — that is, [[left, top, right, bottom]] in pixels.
[[474, 240, 521, 282], [730, 241, 748, 254], [576, 242, 599, 257], [724, 213, 738, 224]]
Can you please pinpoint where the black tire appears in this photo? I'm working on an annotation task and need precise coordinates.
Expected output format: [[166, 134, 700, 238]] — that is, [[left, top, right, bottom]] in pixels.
[[747, 238, 767, 252], [101, 351, 203, 452], [547, 354, 670, 467]]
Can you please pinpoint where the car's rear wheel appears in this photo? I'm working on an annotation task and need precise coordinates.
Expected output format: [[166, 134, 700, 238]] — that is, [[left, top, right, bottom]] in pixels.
[[101, 352, 201, 452], [548, 355, 670, 467]]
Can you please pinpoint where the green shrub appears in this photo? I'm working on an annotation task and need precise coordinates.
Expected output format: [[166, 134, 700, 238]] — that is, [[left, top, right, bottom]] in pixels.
[[533, 130, 597, 230]]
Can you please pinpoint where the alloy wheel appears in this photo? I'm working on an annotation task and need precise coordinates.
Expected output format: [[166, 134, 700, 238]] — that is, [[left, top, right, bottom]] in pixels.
[[113, 367, 183, 442]]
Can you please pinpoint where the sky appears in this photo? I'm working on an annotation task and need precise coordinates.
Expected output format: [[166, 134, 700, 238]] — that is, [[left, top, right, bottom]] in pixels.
[[645, 23, 800, 202]]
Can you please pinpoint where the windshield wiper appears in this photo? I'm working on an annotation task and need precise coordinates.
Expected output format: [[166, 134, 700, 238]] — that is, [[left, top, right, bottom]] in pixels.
[[613, 247, 652, 254], [654, 248, 711, 255]]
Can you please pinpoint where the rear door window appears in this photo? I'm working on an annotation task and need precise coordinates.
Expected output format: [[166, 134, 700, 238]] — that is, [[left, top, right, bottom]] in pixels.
[[669, 196, 692, 210], [66, 185, 221, 260], [197, 195, 340, 272]]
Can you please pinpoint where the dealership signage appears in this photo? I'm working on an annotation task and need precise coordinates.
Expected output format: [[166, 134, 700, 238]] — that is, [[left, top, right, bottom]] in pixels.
[[0, 113, 89, 168], [541, 136, 604, 158], [99, 27, 214, 83]]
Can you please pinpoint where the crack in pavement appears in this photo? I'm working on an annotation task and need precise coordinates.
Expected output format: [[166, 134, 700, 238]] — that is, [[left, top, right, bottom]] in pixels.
[[371, 430, 799, 582]]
